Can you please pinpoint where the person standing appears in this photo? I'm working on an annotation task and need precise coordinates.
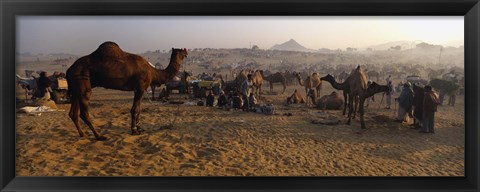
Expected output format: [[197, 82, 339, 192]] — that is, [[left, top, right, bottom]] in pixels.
[[240, 74, 253, 112], [35, 71, 53, 99], [438, 88, 446, 105], [385, 75, 391, 85], [365, 80, 375, 107], [421, 85, 440, 133], [206, 91, 215, 107], [385, 80, 394, 109], [217, 91, 228, 108], [248, 92, 257, 111], [396, 83, 414, 122], [448, 92, 456, 106]]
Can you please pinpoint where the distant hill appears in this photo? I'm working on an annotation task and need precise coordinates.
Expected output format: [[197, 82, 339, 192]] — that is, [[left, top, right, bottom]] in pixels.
[[270, 39, 314, 52], [364, 40, 424, 51], [363, 40, 464, 51], [442, 40, 464, 48]]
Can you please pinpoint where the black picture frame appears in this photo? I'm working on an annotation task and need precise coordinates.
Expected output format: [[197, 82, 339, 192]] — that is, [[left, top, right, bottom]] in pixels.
[[1, 0, 479, 191]]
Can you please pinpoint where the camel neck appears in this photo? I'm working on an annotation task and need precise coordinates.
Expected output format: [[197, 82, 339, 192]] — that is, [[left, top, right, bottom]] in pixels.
[[164, 60, 182, 78], [153, 60, 182, 84], [326, 79, 347, 90], [296, 76, 304, 86]]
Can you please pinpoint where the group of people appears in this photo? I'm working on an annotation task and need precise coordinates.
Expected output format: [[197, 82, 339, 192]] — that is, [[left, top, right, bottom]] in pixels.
[[376, 75, 440, 133], [205, 73, 258, 112], [394, 82, 441, 134]]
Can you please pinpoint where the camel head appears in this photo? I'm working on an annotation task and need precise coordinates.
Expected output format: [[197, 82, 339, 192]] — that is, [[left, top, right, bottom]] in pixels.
[[172, 48, 188, 60], [295, 72, 301, 80], [320, 74, 335, 82], [367, 82, 390, 96]]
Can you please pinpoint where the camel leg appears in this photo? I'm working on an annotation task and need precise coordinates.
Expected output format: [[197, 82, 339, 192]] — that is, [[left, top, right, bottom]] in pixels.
[[359, 98, 367, 129], [68, 95, 85, 137], [78, 90, 107, 141], [353, 96, 358, 119], [270, 82, 273, 93], [347, 95, 354, 125], [282, 83, 286, 94], [131, 90, 145, 135], [305, 88, 309, 106], [150, 85, 156, 100]]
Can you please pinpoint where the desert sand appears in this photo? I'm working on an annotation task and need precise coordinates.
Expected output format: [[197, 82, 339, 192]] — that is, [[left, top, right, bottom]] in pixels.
[[15, 82, 465, 176]]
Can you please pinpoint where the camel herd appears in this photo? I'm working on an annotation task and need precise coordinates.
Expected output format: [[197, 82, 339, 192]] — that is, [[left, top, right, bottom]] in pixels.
[[64, 42, 448, 140]]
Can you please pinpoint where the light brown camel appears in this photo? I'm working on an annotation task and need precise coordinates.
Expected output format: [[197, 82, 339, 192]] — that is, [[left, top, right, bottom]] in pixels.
[[263, 72, 287, 94], [251, 70, 264, 96], [295, 72, 322, 106], [66, 42, 187, 140], [286, 89, 305, 104], [315, 91, 344, 110]]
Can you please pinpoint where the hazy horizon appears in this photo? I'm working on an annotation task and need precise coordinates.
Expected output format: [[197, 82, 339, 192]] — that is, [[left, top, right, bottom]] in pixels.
[[17, 16, 463, 55]]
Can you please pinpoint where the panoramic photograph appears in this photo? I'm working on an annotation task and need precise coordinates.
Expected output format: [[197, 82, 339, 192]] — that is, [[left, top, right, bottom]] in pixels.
[[15, 16, 464, 176]]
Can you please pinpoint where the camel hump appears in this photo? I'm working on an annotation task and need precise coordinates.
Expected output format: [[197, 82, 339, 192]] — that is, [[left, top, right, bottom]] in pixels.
[[93, 41, 125, 58], [99, 41, 120, 49]]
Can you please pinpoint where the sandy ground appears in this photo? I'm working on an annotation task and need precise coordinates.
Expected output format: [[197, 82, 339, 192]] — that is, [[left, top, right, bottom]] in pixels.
[[15, 82, 464, 176]]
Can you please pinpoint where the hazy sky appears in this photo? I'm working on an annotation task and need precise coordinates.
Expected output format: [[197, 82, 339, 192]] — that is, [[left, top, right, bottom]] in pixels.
[[17, 16, 463, 55]]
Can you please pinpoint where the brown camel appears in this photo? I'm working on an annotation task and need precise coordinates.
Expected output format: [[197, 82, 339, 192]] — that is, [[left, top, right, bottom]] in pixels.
[[315, 91, 344, 110], [344, 66, 368, 128], [66, 42, 187, 140], [346, 66, 391, 129], [286, 89, 305, 104], [295, 72, 322, 106], [263, 72, 287, 94]]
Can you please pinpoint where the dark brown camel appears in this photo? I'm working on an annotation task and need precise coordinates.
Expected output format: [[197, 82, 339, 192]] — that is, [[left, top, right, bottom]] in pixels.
[[66, 42, 187, 140], [412, 84, 426, 126], [263, 72, 287, 94]]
